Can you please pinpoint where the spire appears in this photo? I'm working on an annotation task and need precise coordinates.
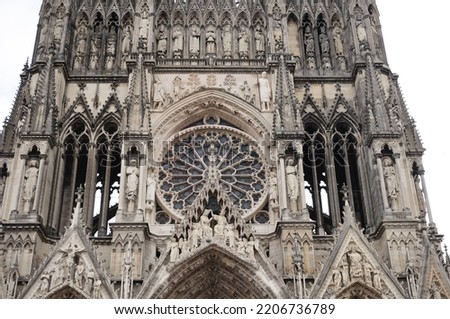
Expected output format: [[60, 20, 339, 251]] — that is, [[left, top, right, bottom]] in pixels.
[[273, 54, 303, 138]]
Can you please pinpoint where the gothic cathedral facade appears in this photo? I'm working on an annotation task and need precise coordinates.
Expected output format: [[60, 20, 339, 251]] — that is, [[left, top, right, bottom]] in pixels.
[[1, 0, 449, 299]]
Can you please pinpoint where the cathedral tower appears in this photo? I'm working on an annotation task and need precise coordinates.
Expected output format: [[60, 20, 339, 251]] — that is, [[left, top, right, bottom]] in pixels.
[[1, 0, 449, 299]]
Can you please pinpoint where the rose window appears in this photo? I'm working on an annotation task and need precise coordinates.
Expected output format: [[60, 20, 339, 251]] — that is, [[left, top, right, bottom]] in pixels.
[[158, 130, 267, 217]]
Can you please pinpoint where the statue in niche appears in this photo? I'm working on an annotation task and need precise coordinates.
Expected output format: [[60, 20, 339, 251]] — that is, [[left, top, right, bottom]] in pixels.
[[319, 26, 330, 55], [332, 269, 343, 288], [53, 6, 65, 47], [238, 25, 249, 59], [153, 78, 166, 109], [38, 20, 48, 53], [355, 6, 368, 50], [273, 20, 283, 51], [121, 25, 132, 55], [74, 22, 87, 70], [222, 24, 232, 58], [156, 24, 168, 56], [254, 24, 265, 57], [89, 36, 101, 70], [189, 24, 200, 58], [106, 34, 117, 70], [268, 170, 279, 209], [414, 175, 426, 213], [205, 25, 216, 56], [139, 7, 149, 40], [304, 25, 315, 57], [369, 12, 382, 56], [286, 158, 299, 212], [332, 22, 344, 56], [372, 268, 382, 289], [172, 24, 184, 58], [23, 159, 39, 213], [257, 71, 271, 111], [382, 157, 399, 211], [146, 168, 157, 216], [125, 159, 139, 213]]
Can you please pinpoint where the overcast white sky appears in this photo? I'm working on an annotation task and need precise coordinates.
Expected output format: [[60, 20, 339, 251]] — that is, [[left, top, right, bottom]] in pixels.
[[0, 1, 448, 243]]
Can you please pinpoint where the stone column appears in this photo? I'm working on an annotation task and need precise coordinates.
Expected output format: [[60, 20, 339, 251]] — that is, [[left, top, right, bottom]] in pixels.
[[138, 155, 146, 215], [84, 143, 98, 232], [98, 146, 112, 236], [419, 170, 434, 225], [278, 155, 288, 212], [51, 152, 65, 231], [117, 154, 127, 214]]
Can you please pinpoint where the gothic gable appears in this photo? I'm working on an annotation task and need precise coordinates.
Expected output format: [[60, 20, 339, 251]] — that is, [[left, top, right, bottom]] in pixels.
[[19, 194, 115, 299], [310, 202, 406, 298]]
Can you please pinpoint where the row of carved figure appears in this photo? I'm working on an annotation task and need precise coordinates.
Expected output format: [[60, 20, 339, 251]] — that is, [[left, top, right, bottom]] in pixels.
[[35, 245, 102, 298], [152, 72, 271, 110], [170, 208, 256, 263]]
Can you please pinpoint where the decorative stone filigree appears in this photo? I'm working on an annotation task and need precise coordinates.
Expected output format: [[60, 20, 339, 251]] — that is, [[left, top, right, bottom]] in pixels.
[[159, 130, 267, 217]]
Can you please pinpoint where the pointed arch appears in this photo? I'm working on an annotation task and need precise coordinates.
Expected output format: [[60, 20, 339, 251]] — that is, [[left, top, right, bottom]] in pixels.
[[145, 244, 289, 298]]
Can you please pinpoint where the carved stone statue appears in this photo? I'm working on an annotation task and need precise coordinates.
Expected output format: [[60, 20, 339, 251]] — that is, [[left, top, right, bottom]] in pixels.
[[190, 24, 200, 58], [239, 81, 252, 102], [213, 209, 227, 236], [153, 78, 166, 109], [355, 6, 368, 50], [156, 24, 168, 56], [172, 76, 184, 101], [254, 24, 265, 57], [146, 168, 157, 205], [414, 175, 426, 213], [257, 71, 271, 111], [319, 26, 330, 55], [126, 160, 139, 213], [333, 22, 344, 56], [225, 224, 236, 248], [139, 7, 149, 40], [222, 24, 232, 58], [170, 237, 180, 262], [121, 25, 132, 55], [348, 247, 363, 279], [37, 271, 51, 295], [105, 34, 117, 70], [200, 209, 213, 238], [53, 6, 65, 47], [286, 158, 299, 212], [173, 25, 184, 58], [382, 157, 399, 211], [89, 36, 101, 70], [273, 20, 283, 51], [268, 171, 279, 213], [74, 261, 85, 288], [75, 22, 87, 56], [238, 25, 249, 59], [23, 159, 39, 213], [191, 223, 200, 249], [205, 25, 216, 56], [304, 25, 315, 57]]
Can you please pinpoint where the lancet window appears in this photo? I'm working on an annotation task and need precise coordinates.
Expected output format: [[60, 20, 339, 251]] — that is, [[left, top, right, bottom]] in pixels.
[[303, 122, 365, 234]]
